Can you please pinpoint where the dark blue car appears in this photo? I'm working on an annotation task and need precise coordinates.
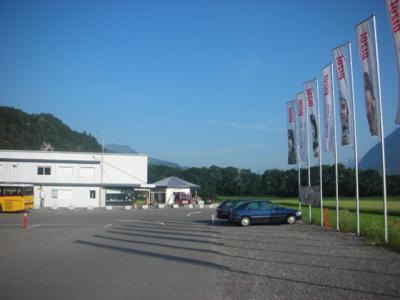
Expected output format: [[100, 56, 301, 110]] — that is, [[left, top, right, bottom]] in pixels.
[[229, 201, 302, 226], [216, 200, 250, 219]]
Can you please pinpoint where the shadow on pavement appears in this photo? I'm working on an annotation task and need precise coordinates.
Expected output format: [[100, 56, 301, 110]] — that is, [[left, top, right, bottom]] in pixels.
[[75, 239, 400, 299]]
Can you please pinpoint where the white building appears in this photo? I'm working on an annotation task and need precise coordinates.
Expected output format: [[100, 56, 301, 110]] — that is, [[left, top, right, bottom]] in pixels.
[[152, 176, 199, 205], [0, 150, 153, 209]]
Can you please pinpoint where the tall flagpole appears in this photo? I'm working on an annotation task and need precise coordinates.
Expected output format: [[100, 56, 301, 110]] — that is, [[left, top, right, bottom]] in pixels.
[[298, 144, 302, 211], [294, 99, 302, 212], [331, 63, 340, 231], [101, 131, 104, 208], [373, 15, 388, 243], [349, 41, 361, 236], [305, 90, 312, 224], [316, 79, 324, 226], [296, 99, 302, 211]]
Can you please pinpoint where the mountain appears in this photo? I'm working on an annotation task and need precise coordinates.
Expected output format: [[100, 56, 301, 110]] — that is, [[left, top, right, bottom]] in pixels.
[[359, 127, 400, 175], [0, 106, 180, 168], [105, 144, 180, 168], [148, 157, 180, 168], [105, 144, 138, 154], [0, 106, 101, 152]]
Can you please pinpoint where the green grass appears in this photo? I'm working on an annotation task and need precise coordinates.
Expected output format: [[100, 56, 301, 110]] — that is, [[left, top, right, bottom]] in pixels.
[[291, 204, 400, 251], [216, 195, 400, 252], [134, 199, 146, 205], [264, 196, 400, 216], [276, 198, 400, 252]]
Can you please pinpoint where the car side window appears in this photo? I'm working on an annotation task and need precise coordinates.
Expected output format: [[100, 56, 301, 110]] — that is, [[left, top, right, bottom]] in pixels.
[[247, 202, 259, 210], [259, 202, 272, 210]]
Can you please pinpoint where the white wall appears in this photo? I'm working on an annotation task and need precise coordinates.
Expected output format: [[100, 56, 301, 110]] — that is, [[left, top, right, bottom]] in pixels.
[[165, 188, 190, 205], [35, 185, 101, 208], [0, 150, 148, 186], [0, 150, 148, 208], [101, 154, 147, 185]]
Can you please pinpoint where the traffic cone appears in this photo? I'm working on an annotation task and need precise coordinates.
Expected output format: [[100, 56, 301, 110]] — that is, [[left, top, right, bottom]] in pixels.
[[324, 208, 331, 228], [23, 212, 27, 229]]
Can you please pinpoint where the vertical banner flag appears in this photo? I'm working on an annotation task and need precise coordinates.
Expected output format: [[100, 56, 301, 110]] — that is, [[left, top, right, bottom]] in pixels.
[[356, 17, 380, 136], [297, 92, 308, 163], [322, 65, 335, 153], [386, 0, 400, 124], [304, 80, 320, 158], [287, 100, 297, 165], [333, 44, 354, 146]]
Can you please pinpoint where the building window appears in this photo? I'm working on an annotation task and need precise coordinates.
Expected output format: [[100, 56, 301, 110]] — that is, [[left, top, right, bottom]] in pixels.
[[51, 189, 58, 198], [38, 166, 51, 175], [90, 190, 96, 199]]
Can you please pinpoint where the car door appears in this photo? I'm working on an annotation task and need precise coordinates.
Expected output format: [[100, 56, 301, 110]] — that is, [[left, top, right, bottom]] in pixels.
[[269, 205, 287, 223], [247, 202, 264, 224], [259, 201, 273, 223]]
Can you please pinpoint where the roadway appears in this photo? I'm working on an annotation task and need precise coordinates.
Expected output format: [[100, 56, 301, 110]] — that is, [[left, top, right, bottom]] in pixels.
[[1, 208, 400, 299]]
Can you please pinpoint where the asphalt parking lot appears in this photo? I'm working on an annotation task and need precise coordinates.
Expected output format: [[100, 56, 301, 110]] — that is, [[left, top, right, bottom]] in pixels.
[[1, 208, 400, 300]]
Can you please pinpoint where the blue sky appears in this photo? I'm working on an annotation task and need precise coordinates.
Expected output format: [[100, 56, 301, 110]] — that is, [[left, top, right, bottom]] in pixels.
[[0, 0, 398, 172]]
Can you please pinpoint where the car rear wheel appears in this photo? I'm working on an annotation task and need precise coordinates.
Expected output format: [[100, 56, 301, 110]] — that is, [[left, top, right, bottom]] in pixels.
[[286, 215, 296, 224], [240, 216, 251, 227]]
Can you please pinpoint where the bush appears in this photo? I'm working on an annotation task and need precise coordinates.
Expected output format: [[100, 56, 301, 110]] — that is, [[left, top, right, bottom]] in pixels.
[[311, 214, 319, 225], [340, 210, 355, 232], [389, 219, 400, 250], [365, 221, 384, 245]]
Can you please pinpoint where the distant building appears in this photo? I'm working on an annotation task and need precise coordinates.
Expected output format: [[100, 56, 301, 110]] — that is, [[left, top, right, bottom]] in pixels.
[[152, 176, 199, 205], [0, 150, 153, 208]]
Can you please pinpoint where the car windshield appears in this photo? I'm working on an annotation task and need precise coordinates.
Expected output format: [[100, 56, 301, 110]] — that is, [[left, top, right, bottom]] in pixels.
[[218, 201, 232, 208], [224, 201, 236, 208]]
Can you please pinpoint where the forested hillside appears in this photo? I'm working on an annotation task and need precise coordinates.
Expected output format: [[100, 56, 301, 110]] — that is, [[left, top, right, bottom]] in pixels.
[[0, 106, 101, 152], [2, 106, 399, 199], [149, 164, 400, 198]]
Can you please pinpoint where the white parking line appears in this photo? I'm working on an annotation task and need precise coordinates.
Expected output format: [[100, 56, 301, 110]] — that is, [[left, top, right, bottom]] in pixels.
[[186, 211, 202, 217], [116, 219, 166, 226], [103, 224, 113, 229], [2, 223, 117, 228], [27, 224, 42, 230], [40, 224, 106, 227], [211, 214, 215, 225]]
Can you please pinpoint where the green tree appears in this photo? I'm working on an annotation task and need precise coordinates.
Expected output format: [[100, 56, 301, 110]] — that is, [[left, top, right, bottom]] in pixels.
[[221, 167, 240, 195]]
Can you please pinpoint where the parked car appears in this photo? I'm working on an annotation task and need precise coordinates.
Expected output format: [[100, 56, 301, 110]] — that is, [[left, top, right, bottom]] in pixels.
[[229, 201, 302, 226], [216, 200, 249, 219], [204, 198, 213, 205], [174, 193, 191, 206]]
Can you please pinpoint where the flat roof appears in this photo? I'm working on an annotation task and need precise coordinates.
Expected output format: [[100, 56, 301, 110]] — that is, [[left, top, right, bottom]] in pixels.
[[0, 149, 148, 157], [0, 183, 34, 187]]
